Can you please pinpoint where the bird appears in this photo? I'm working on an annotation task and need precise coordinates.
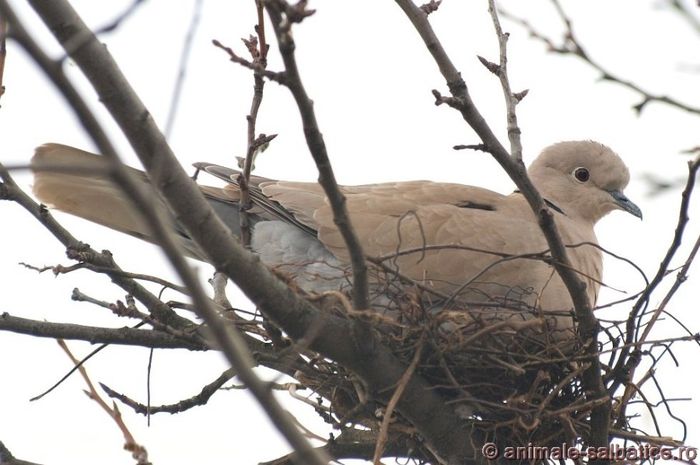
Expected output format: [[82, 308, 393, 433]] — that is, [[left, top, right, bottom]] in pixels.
[[31, 141, 641, 339]]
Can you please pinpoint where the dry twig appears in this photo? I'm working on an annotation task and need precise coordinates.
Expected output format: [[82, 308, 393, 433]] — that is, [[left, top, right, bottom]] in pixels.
[[58, 339, 151, 465], [391, 0, 611, 459], [499, 1, 700, 116]]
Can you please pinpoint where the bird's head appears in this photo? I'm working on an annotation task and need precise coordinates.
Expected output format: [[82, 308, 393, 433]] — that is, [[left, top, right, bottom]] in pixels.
[[528, 140, 642, 224]]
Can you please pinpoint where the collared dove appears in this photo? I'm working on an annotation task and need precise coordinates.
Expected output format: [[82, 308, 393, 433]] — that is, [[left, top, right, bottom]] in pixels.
[[31, 141, 641, 337]]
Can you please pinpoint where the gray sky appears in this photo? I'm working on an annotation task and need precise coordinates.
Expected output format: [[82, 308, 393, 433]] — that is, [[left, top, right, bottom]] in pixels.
[[1, 1, 699, 464]]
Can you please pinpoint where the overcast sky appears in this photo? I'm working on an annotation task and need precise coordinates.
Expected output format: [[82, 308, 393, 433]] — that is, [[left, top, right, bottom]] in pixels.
[[1, 1, 699, 464]]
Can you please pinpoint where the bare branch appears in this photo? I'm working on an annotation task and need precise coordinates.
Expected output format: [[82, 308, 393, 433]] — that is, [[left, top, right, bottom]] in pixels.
[[373, 335, 424, 464], [0, 313, 204, 350], [0, 441, 43, 465], [264, 1, 371, 314], [59, 340, 150, 465], [164, 0, 203, 137], [0, 14, 6, 102], [212, 39, 286, 84], [0, 163, 191, 330], [261, 430, 416, 465], [500, 1, 700, 116], [101, 368, 236, 415], [209, 271, 233, 308], [667, 0, 700, 36], [2, 2, 328, 462], [638, 232, 700, 345], [2, 2, 479, 462], [238, 2, 271, 248], [609, 155, 700, 395], [486, 0, 523, 161], [391, 0, 611, 459]]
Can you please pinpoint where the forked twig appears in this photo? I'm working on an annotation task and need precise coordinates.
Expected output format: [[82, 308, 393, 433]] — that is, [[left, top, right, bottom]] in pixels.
[[500, 0, 700, 116], [58, 339, 150, 465]]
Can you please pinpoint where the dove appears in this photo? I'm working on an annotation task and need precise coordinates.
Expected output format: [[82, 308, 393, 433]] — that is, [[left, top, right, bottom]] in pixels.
[[31, 141, 641, 337]]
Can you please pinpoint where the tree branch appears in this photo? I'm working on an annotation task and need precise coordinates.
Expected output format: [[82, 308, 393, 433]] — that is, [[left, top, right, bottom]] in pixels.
[[0, 163, 191, 330], [237, 1, 271, 248], [261, 430, 418, 465], [392, 0, 610, 460], [263, 1, 371, 314], [0, 441, 43, 465], [58, 339, 150, 465], [499, 1, 700, 116], [2, 2, 327, 462], [100, 368, 236, 415], [486, 0, 524, 161], [0, 313, 203, 350], [4, 1, 479, 462], [608, 156, 700, 396]]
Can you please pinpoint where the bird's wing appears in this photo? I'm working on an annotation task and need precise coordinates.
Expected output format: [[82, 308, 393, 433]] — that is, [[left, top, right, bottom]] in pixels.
[[195, 163, 318, 235], [266, 181, 600, 309], [262, 180, 593, 308]]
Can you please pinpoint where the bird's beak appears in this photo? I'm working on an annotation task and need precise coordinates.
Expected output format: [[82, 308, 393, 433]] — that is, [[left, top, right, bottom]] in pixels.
[[608, 190, 643, 219]]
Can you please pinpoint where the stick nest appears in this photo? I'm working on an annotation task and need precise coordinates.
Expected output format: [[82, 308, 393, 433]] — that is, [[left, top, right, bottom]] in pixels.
[[262, 282, 687, 463]]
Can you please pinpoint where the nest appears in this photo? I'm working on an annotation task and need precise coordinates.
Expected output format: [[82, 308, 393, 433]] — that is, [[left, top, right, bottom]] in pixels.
[[231, 262, 681, 463], [242, 266, 687, 463], [316, 291, 594, 453]]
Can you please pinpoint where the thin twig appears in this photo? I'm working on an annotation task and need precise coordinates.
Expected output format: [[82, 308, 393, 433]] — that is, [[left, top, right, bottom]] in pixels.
[[500, 1, 700, 116], [0, 14, 6, 102], [102, 368, 237, 415], [1, 1, 326, 459], [212, 39, 285, 84], [30, 320, 148, 402], [262, 6, 382, 417], [7, 3, 470, 463], [609, 156, 700, 394], [164, 0, 202, 137], [0, 312, 204, 349], [237, 0, 270, 247], [94, 0, 146, 35], [639, 233, 700, 345], [373, 335, 424, 465], [667, 0, 700, 36], [263, 1, 371, 314], [58, 339, 151, 465], [486, 0, 523, 161], [391, 1, 611, 460]]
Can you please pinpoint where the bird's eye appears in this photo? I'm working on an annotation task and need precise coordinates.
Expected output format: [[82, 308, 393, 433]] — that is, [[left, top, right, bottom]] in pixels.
[[573, 167, 590, 183]]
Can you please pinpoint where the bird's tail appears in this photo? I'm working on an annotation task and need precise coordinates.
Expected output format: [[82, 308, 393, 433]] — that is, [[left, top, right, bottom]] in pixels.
[[31, 144, 266, 259], [31, 143, 171, 243]]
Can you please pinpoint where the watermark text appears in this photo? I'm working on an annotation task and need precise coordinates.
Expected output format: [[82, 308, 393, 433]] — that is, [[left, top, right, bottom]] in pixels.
[[480, 442, 697, 461]]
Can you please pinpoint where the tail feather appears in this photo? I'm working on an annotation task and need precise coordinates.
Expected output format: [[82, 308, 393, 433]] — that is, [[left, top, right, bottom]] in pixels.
[[31, 143, 180, 244], [30, 144, 253, 259]]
